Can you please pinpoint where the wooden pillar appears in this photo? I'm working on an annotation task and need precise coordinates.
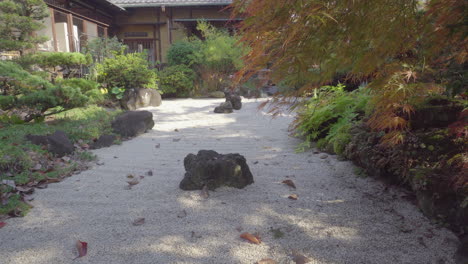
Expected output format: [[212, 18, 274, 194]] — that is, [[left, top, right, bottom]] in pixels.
[[66, 13, 75, 52]]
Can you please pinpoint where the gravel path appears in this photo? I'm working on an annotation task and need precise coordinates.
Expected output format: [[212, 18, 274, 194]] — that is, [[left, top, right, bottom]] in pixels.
[[0, 98, 458, 264]]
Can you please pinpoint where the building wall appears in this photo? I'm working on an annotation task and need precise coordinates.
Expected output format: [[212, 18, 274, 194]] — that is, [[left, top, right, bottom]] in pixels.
[[115, 5, 231, 63]]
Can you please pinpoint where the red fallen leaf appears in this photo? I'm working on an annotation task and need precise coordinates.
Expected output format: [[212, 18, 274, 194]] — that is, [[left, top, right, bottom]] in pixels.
[[240, 232, 261, 244], [257, 259, 277, 264], [74, 240, 88, 259], [0, 222, 6, 229], [282, 180, 296, 189], [132, 218, 145, 226], [288, 194, 298, 200]]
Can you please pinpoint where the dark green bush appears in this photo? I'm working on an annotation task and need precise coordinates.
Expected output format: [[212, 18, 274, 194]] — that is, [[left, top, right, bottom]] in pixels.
[[0, 95, 15, 110], [167, 41, 201, 66], [32, 52, 92, 68], [96, 52, 159, 91], [84, 89, 105, 104], [159, 65, 196, 97], [19, 85, 88, 113], [57, 78, 99, 93], [0, 61, 53, 94]]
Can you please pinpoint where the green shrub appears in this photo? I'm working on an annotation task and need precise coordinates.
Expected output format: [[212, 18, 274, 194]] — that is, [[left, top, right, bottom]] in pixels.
[[96, 52, 159, 91], [295, 85, 370, 154], [159, 65, 196, 97], [0, 61, 53, 94], [33, 52, 92, 68], [57, 78, 99, 92], [84, 89, 105, 104], [19, 85, 88, 113], [167, 41, 201, 66], [0, 95, 15, 110]]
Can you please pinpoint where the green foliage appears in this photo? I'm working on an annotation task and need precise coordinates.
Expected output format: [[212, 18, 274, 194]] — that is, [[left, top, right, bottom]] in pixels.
[[110, 87, 125, 100], [19, 85, 88, 113], [0, 0, 49, 53], [96, 52, 159, 91], [84, 89, 105, 104], [82, 36, 127, 63], [159, 65, 196, 97], [0, 95, 15, 110], [295, 85, 370, 154], [0, 61, 53, 95], [57, 78, 99, 93], [167, 41, 200, 66], [25, 52, 93, 68]]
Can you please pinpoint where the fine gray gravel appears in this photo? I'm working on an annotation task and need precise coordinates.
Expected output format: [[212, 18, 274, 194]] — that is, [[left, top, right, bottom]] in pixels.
[[0, 98, 459, 264]]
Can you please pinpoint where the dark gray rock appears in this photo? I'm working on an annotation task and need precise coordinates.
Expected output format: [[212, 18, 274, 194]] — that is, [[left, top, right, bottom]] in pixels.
[[180, 150, 254, 190], [26, 130, 74, 157], [214, 101, 233, 114], [225, 92, 242, 110], [123, 88, 162, 110], [455, 235, 468, 264], [91, 134, 117, 149], [112, 111, 154, 138]]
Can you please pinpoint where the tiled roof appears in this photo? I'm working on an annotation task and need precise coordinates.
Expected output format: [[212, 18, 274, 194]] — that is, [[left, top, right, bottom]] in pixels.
[[109, 0, 232, 7]]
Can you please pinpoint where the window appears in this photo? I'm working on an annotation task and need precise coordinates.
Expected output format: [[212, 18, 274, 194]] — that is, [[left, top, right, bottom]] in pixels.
[[54, 10, 70, 52], [72, 17, 85, 52]]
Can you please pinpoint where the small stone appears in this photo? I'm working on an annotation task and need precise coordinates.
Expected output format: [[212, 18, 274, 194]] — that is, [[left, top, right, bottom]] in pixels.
[[320, 154, 328, 159]]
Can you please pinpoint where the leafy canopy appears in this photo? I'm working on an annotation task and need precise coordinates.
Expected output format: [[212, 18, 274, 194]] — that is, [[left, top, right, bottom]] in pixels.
[[232, 0, 467, 144], [0, 0, 49, 53]]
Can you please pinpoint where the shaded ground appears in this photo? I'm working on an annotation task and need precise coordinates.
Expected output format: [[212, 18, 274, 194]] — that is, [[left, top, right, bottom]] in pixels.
[[0, 99, 459, 263]]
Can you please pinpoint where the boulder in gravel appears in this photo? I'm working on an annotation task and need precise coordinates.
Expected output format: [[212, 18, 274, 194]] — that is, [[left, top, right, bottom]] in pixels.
[[112, 111, 154, 138], [26, 130, 74, 157], [214, 101, 233, 114], [225, 92, 242, 110], [179, 150, 254, 190], [123, 88, 162, 110], [91, 134, 117, 149]]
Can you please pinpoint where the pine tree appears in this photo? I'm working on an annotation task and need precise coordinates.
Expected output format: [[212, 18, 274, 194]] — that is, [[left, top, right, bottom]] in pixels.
[[0, 0, 49, 54]]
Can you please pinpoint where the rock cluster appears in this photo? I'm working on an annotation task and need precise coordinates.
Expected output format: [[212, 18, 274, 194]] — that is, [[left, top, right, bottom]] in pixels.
[[213, 91, 242, 113], [179, 150, 254, 190], [112, 111, 155, 138]]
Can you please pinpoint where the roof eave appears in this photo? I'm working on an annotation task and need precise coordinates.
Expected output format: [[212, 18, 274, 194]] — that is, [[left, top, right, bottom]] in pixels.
[[118, 3, 231, 8]]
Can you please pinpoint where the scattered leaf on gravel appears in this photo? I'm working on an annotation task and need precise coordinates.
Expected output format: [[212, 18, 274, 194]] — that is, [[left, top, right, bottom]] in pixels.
[[288, 194, 298, 200], [173, 138, 181, 142], [155, 143, 160, 148], [191, 231, 202, 239], [174, 129, 179, 132], [200, 185, 209, 199], [0, 222, 6, 229], [36, 183, 48, 189], [240, 232, 261, 244], [139, 176, 145, 180], [282, 180, 296, 189], [127, 174, 134, 179], [146, 170, 153, 176], [132, 218, 145, 226], [257, 258, 277, 264], [320, 154, 328, 159], [291, 250, 310, 264], [74, 240, 88, 259], [253, 161, 259, 164], [127, 178, 139, 186], [209, 128, 215, 130], [46, 177, 61, 183], [235, 226, 243, 232]]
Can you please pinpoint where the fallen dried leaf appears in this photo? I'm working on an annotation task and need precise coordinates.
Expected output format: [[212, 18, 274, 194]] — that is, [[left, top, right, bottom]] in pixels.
[[288, 194, 298, 200], [174, 129, 179, 132], [132, 218, 145, 226], [74, 240, 88, 259], [16, 186, 34, 194], [240, 232, 261, 244], [191, 231, 202, 239], [127, 178, 139, 186], [139, 176, 145, 180], [155, 143, 160, 148], [282, 180, 296, 189], [46, 177, 61, 183], [291, 250, 310, 264], [200, 185, 209, 199], [257, 258, 277, 264], [146, 170, 153, 176], [172, 138, 181, 142], [209, 128, 215, 130], [235, 226, 243, 232], [127, 174, 134, 179], [0, 222, 6, 229]]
